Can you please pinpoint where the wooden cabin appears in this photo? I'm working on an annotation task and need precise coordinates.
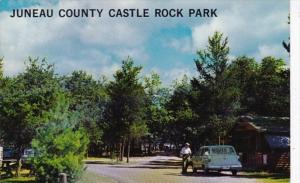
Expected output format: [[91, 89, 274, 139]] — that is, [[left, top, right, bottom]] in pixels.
[[229, 115, 290, 172]]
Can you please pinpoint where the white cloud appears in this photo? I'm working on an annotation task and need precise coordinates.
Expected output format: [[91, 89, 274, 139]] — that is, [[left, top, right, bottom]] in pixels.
[[0, 0, 151, 76], [256, 44, 289, 61], [150, 66, 196, 86], [167, 37, 194, 53], [0, 0, 289, 85], [189, 2, 288, 61]]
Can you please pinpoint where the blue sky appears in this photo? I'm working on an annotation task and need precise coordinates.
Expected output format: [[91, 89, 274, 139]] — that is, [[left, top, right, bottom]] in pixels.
[[0, 0, 289, 85]]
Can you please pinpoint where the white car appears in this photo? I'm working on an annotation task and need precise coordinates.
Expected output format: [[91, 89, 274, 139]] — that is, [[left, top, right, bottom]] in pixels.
[[191, 145, 242, 175]]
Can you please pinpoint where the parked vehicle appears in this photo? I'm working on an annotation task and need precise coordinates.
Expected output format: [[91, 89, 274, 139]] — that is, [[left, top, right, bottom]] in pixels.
[[21, 148, 35, 163], [3, 147, 17, 159], [191, 145, 242, 175]]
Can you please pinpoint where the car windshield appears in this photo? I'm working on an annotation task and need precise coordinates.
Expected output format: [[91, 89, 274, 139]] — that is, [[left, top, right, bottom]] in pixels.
[[211, 147, 235, 155]]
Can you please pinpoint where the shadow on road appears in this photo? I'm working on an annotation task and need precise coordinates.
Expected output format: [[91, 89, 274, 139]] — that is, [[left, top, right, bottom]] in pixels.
[[108, 159, 182, 169], [84, 160, 120, 165], [165, 171, 234, 177]]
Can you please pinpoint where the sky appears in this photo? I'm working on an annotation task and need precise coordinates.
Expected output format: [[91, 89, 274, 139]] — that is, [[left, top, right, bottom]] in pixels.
[[0, 0, 289, 85]]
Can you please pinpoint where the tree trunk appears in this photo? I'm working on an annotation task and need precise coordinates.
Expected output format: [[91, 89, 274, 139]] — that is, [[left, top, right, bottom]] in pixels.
[[121, 138, 126, 161], [118, 142, 122, 161], [148, 142, 152, 155], [127, 138, 131, 163]]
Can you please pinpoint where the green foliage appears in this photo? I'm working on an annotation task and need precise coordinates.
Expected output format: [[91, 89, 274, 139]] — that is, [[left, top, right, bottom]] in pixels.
[[105, 58, 148, 139], [255, 57, 289, 116], [63, 71, 108, 154], [0, 57, 3, 79], [104, 57, 148, 160], [228, 56, 258, 113], [166, 76, 199, 146], [191, 31, 238, 144], [31, 118, 89, 183], [0, 57, 63, 155], [144, 72, 171, 144]]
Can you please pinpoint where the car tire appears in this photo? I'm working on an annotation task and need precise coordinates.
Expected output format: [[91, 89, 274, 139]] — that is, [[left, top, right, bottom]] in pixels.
[[231, 170, 237, 176], [193, 168, 197, 173], [204, 169, 209, 175]]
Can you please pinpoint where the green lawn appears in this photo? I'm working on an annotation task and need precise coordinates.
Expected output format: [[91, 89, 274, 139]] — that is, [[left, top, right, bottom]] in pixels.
[[0, 170, 116, 183], [0, 168, 35, 183], [242, 172, 290, 183], [0, 176, 35, 183]]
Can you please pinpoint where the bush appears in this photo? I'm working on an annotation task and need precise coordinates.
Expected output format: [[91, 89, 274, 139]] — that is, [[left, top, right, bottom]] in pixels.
[[31, 121, 89, 183]]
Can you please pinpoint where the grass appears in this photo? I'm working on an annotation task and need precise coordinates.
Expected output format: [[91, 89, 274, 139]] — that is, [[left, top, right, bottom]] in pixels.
[[77, 171, 117, 183], [0, 168, 35, 183], [0, 170, 115, 183], [242, 172, 290, 183], [0, 177, 35, 183]]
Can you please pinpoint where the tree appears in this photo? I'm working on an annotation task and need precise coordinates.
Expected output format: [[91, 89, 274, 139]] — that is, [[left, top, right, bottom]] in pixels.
[[0, 58, 4, 143], [282, 15, 290, 53], [31, 110, 89, 183], [143, 72, 171, 154], [191, 32, 238, 144], [63, 71, 108, 156], [166, 75, 200, 149], [227, 56, 258, 114], [0, 58, 64, 176], [104, 58, 148, 162], [255, 56, 289, 116], [0, 57, 3, 80]]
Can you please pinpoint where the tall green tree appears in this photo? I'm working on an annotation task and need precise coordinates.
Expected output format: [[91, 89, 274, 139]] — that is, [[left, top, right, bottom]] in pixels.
[[227, 56, 258, 113], [255, 56, 289, 116], [0, 58, 4, 143], [191, 32, 238, 144], [104, 58, 147, 162], [63, 71, 108, 156], [166, 75, 200, 148], [143, 72, 170, 154], [0, 58, 64, 176], [0, 57, 3, 80]]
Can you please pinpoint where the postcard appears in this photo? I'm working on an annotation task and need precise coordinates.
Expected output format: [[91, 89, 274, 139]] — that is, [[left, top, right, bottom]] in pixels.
[[0, 0, 292, 183]]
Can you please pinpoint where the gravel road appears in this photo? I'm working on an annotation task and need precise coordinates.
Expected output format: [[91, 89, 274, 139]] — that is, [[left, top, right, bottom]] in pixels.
[[86, 156, 258, 183]]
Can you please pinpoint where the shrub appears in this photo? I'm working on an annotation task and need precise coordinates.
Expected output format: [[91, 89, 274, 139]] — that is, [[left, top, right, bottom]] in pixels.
[[31, 121, 89, 183]]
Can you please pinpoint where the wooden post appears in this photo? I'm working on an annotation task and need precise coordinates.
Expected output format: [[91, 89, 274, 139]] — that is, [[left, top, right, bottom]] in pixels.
[[59, 173, 67, 183]]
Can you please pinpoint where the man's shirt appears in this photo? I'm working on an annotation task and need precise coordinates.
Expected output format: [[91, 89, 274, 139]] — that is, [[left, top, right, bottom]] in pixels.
[[180, 147, 192, 155]]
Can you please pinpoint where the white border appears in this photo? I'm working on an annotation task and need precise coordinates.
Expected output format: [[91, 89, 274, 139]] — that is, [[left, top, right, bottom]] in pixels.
[[291, 0, 300, 182]]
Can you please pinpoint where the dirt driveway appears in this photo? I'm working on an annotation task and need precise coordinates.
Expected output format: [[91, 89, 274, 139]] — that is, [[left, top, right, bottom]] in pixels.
[[86, 156, 258, 183]]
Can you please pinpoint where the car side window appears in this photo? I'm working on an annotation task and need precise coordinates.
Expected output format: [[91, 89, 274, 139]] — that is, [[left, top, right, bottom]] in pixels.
[[200, 148, 209, 156]]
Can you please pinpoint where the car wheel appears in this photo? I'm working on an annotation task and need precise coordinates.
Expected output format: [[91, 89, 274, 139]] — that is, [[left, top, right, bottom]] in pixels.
[[193, 168, 197, 173], [205, 169, 209, 175], [231, 170, 237, 176]]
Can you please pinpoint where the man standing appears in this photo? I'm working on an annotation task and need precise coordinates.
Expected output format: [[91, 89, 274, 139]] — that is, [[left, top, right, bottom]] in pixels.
[[180, 142, 192, 173]]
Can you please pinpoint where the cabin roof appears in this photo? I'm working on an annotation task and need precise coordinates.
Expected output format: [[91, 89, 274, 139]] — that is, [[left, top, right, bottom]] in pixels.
[[237, 115, 290, 133]]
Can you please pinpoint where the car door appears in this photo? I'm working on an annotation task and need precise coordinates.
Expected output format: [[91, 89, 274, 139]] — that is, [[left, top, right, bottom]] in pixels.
[[201, 147, 210, 166]]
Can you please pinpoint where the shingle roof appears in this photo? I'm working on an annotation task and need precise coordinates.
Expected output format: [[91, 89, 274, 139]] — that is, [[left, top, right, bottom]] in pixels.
[[238, 115, 290, 133]]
